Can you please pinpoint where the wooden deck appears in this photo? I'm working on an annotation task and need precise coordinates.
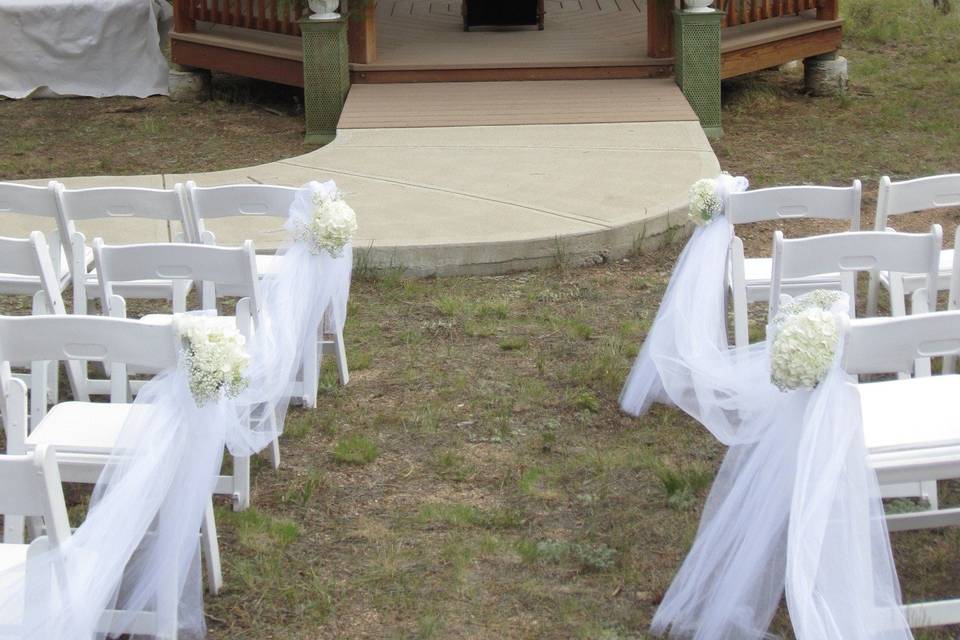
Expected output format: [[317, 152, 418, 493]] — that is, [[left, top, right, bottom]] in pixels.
[[351, 0, 668, 82], [338, 78, 697, 128]]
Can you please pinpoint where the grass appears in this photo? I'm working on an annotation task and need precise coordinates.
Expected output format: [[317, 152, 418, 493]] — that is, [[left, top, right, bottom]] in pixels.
[[331, 434, 379, 465], [3, 4, 960, 638]]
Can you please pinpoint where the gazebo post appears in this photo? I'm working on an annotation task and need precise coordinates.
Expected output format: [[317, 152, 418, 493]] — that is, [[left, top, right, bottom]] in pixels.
[[647, 0, 675, 59], [348, 0, 377, 63]]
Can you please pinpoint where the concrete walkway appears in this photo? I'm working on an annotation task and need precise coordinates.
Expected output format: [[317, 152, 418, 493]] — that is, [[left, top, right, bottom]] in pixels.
[[9, 120, 719, 276]]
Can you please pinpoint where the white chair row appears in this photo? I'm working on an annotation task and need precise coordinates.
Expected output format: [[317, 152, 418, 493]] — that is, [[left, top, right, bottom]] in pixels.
[[0, 179, 350, 406], [0, 315, 223, 609], [768, 226, 960, 627], [728, 172, 960, 347], [1, 235, 275, 511]]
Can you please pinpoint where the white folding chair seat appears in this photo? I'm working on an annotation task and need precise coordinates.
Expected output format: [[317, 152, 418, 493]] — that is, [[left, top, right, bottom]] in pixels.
[[859, 375, 960, 452], [726, 181, 862, 346], [25, 402, 133, 463], [185, 181, 350, 400], [0, 316, 223, 596], [867, 174, 960, 317], [52, 183, 197, 315], [738, 256, 843, 302]]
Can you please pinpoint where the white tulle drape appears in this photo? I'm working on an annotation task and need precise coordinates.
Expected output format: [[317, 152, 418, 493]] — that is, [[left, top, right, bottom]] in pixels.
[[0, 181, 352, 639], [619, 178, 911, 639]]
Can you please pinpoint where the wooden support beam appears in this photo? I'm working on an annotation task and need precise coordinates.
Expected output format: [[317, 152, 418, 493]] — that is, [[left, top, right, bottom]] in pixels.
[[647, 0, 675, 59], [348, 1, 377, 64]]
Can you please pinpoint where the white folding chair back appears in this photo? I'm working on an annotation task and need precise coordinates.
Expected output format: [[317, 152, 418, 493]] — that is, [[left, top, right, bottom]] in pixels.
[[184, 181, 297, 241], [0, 315, 178, 432], [769, 227, 941, 321], [867, 174, 960, 316], [53, 183, 195, 314], [93, 239, 261, 325], [727, 182, 863, 227], [186, 180, 350, 402], [726, 180, 862, 347], [843, 311, 960, 627], [0, 182, 70, 294]]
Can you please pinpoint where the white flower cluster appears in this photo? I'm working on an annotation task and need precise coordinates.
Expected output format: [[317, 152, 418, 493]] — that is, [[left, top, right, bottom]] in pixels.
[[294, 189, 358, 257], [769, 292, 842, 392], [688, 178, 723, 226], [174, 315, 250, 405]]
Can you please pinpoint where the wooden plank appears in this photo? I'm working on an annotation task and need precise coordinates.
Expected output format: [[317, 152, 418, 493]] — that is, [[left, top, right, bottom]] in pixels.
[[351, 63, 671, 82], [721, 24, 841, 78], [170, 38, 305, 86], [338, 78, 696, 127]]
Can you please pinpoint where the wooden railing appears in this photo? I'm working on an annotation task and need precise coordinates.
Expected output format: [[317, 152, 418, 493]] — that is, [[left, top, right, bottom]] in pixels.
[[720, 0, 838, 27], [173, 0, 302, 36]]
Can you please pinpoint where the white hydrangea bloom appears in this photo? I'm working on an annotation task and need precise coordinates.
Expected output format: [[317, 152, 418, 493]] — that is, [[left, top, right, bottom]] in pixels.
[[294, 189, 358, 257], [769, 306, 840, 392], [688, 178, 722, 226], [174, 315, 250, 405]]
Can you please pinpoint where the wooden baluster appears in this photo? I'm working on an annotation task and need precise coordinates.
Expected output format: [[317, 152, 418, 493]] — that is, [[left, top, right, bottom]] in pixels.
[[245, 0, 253, 28], [267, 0, 276, 31], [232, 0, 240, 25], [817, 0, 837, 17], [174, 0, 197, 31], [729, 0, 738, 26]]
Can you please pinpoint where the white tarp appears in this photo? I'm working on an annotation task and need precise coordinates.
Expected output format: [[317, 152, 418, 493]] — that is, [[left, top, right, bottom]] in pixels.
[[0, 0, 172, 99]]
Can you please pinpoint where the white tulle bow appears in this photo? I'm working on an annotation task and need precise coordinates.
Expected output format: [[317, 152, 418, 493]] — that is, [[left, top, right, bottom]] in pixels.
[[620, 176, 911, 639]]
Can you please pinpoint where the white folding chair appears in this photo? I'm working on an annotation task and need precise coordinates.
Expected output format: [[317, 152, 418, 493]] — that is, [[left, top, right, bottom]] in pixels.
[[727, 180, 862, 347], [772, 227, 943, 508], [844, 311, 960, 627], [866, 174, 960, 317], [184, 181, 349, 406], [0, 445, 180, 639], [0, 446, 73, 632], [0, 315, 222, 596], [0, 232, 83, 423], [93, 239, 275, 510], [52, 183, 196, 316], [0, 181, 82, 295]]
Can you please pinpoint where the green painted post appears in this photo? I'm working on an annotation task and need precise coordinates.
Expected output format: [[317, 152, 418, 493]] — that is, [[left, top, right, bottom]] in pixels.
[[673, 9, 723, 137], [299, 17, 350, 146]]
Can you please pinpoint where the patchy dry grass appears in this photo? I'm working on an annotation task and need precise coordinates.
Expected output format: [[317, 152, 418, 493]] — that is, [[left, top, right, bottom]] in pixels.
[[2, 3, 960, 638]]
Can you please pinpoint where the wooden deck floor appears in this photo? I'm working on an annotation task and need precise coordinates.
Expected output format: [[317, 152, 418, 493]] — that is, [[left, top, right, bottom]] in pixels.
[[355, 0, 654, 72], [338, 78, 697, 128]]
